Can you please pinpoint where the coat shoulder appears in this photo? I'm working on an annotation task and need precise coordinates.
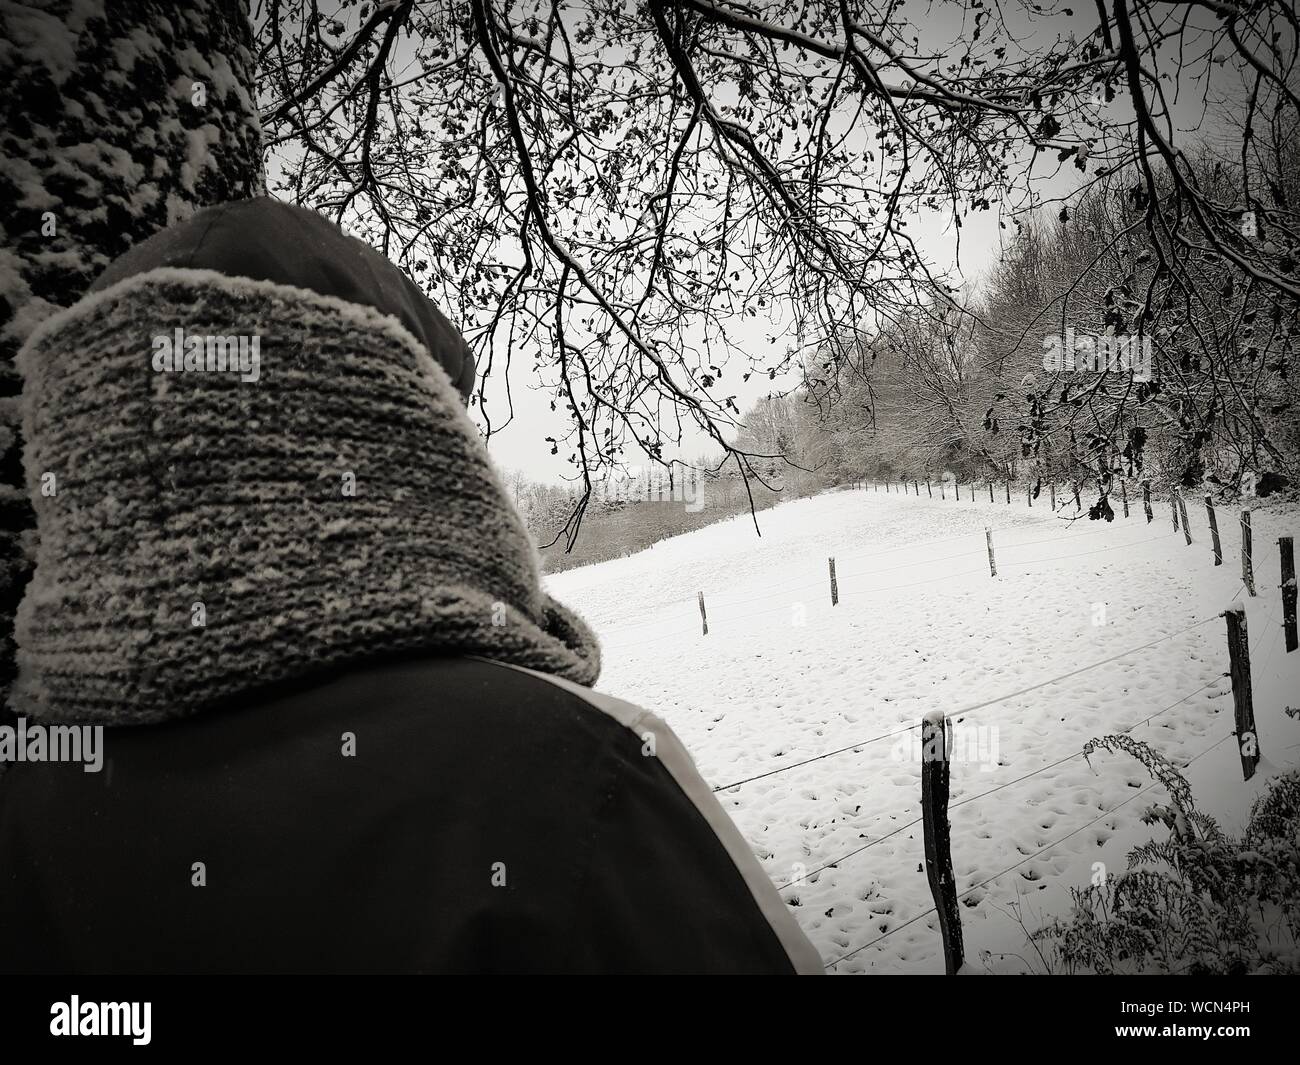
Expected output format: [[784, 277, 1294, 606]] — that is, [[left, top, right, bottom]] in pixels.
[[0, 656, 819, 973]]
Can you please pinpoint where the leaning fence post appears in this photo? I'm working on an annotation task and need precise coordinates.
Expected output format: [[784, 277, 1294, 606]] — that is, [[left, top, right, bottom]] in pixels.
[[988, 480, 994, 503], [1241, 510, 1256, 597], [829, 557, 839, 606], [1224, 604, 1259, 780], [985, 528, 997, 577], [914, 480, 920, 495], [921, 712, 964, 975], [1177, 492, 1192, 545], [1281, 537, 1297, 653], [1143, 480, 1153, 523], [697, 591, 709, 636], [926, 479, 932, 498], [1205, 495, 1222, 564], [1120, 480, 1129, 518]]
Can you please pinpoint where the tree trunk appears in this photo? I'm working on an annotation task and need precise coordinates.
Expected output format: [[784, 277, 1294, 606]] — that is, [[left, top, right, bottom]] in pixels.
[[0, 0, 265, 703]]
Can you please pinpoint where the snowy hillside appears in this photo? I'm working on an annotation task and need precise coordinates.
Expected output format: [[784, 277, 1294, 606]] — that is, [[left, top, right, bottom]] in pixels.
[[547, 486, 1300, 973]]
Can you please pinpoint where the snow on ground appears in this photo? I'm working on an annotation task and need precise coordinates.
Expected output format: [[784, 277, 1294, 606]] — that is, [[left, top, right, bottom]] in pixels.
[[546, 485, 1300, 973]]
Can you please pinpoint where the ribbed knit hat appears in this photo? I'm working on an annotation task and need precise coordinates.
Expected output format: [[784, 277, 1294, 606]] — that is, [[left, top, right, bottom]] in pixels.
[[13, 254, 599, 724]]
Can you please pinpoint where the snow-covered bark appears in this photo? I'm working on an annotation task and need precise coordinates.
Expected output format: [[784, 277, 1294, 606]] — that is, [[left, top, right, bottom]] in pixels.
[[0, 0, 265, 704]]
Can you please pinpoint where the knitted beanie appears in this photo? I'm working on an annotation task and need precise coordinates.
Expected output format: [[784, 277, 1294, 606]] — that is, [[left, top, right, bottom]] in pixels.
[[12, 267, 600, 725]]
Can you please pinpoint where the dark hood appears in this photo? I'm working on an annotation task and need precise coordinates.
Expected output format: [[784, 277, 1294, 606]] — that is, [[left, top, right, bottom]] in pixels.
[[90, 197, 476, 401]]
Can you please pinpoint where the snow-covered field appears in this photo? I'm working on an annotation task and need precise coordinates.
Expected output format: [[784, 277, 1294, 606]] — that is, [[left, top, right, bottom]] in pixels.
[[546, 485, 1300, 973]]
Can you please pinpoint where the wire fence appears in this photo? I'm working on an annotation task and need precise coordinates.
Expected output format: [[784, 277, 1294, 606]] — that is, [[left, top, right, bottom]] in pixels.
[[712, 611, 1222, 794], [792, 578, 1278, 968], [577, 487, 1204, 637], [569, 484, 1293, 971], [774, 661, 1233, 894], [598, 521, 1199, 653], [821, 728, 1238, 970]]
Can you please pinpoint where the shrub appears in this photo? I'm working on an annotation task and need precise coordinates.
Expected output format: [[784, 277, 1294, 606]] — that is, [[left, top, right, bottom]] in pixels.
[[1035, 734, 1300, 974]]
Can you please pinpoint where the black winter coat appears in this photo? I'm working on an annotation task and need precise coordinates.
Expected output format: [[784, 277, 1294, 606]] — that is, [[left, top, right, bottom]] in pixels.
[[0, 656, 821, 974]]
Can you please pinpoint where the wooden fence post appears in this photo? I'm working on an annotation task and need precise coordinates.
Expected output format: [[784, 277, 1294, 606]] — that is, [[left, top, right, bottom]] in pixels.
[[697, 591, 709, 636], [829, 557, 838, 606], [1177, 492, 1192, 545], [940, 482, 945, 500], [1073, 482, 1082, 511], [1120, 480, 1129, 518], [1224, 604, 1260, 780], [1281, 537, 1297, 653], [988, 480, 994, 503], [914, 480, 920, 495], [1205, 495, 1222, 564], [985, 528, 997, 577], [921, 712, 964, 975], [1143, 480, 1153, 523], [1049, 483, 1056, 510], [1171, 487, 1179, 531], [1241, 510, 1256, 597], [1005, 481, 1011, 504], [1027, 485, 1032, 508], [926, 479, 932, 498]]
